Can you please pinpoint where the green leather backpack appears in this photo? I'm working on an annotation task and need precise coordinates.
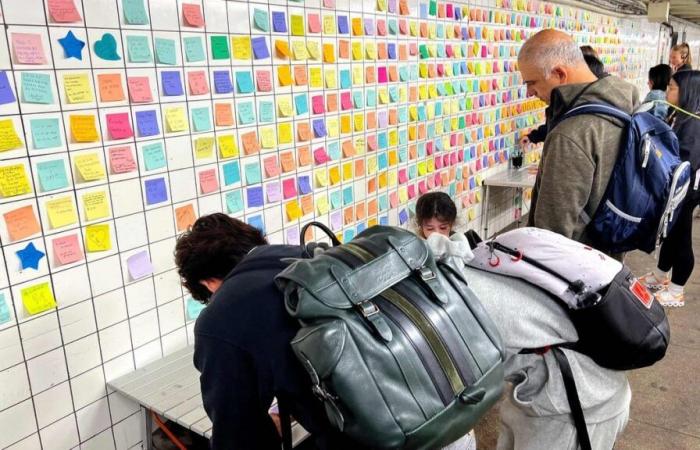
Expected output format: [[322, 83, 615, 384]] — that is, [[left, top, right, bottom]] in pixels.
[[275, 224, 505, 449]]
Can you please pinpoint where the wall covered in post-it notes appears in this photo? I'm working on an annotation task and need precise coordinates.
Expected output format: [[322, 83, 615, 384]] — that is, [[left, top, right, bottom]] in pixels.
[[0, 0, 675, 448]]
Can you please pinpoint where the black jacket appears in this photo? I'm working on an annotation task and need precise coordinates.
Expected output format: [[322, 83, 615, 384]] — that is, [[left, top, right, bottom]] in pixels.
[[193, 245, 356, 450], [672, 113, 700, 202]]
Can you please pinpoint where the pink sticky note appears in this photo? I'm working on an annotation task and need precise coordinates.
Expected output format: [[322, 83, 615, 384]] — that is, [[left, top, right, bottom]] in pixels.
[[377, 67, 388, 83], [12, 33, 47, 65], [366, 135, 377, 151], [311, 95, 325, 114], [199, 168, 219, 194], [256, 70, 272, 92], [48, 0, 82, 22], [127, 250, 154, 280], [187, 70, 209, 95], [435, 157, 443, 169], [106, 113, 134, 140], [377, 20, 387, 36], [53, 234, 84, 265], [307, 13, 321, 33], [323, 0, 335, 7], [127, 76, 153, 103], [109, 146, 137, 174], [282, 178, 297, 199], [340, 92, 352, 110], [313, 147, 328, 164], [182, 3, 204, 27], [409, 43, 417, 55], [263, 156, 279, 177], [407, 184, 416, 199], [398, 169, 408, 183], [266, 182, 282, 202]]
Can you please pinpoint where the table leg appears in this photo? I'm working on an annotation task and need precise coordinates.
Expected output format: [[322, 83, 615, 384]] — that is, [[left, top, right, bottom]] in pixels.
[[481, 185, 490, 238], [142, 406, 153, 450], [516, 187, 523, 228]]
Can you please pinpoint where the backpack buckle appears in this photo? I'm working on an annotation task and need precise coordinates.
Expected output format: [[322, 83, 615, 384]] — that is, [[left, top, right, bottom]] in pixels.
[[417, 266, 436, 281], [357, 300, 380, 318], [312, 384, 337, 402]]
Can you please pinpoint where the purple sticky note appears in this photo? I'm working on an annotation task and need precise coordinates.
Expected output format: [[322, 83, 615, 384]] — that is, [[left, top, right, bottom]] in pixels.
[[266, 182, 281, 202], [213, 70, 232, 94], [298, 176, 311, 194], [312, 119, 327, 138], [247, 186, 264, 207], [286, 226, 300, 245], [251, 36, 270, 59], [387, 43, 396, 59], [337, 15, 349, 34], [388, 0, 396, 13], [127, 250, 154, 280], [272, 11, 287, 32], [145, 178, 168, 205], [378, 111, 388, 128], [0, 71, 16, 105], [364, 18, 374, 35], [330, 211, 342, 230], [135, 110, 159, 137], [161, 71, 183, 96], [399, 209, 409, 224]]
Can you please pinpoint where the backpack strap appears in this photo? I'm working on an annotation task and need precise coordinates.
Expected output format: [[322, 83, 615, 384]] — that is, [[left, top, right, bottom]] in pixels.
[[278, 397, 294, 450], [551, 347, 593, 450], [553, 103, 632, 132]]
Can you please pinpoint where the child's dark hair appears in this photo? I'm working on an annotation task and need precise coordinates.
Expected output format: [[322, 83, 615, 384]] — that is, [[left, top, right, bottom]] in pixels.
[[415, 192, 457, 225], [174, 213, 267, 303], [648, 64, 672, 91], [584, 54, 606, 79]]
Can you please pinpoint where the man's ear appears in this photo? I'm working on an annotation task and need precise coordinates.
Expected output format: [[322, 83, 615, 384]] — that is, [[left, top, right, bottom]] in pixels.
[[200, 278, 223, 294], [550, 66, 567, 84]]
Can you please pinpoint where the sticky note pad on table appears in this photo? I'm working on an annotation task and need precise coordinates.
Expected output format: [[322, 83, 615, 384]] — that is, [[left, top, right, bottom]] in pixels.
[[135, 110, 159, 137], [45, 196, 77, 228], [183, 36, 205, 62], [127, 76, 152, 102], [0, 71, 17, 105], [144, 177, 168, 204], [74, 152, 106, 181], [161, 71, 183, 96], [21, 282, 56, 315], [52, 234, 83, 265], [36, 159, 69, 192], [106, 112, 134, 140], [154, 38, 176, 65], [70, 115, 99, 142], [126, 35, 152, 63], [3, 205, 40, 241], [63, 73, 93, 104], [0, 119, 24, 152], [142, 142, 166, 170], [12, 33, 47, 65], [210, 35, 230, 59], [82, 190, 109, 221], [127, 250, 154, 280], [0, 164, 32, 198], [85, 223, 111, 252]]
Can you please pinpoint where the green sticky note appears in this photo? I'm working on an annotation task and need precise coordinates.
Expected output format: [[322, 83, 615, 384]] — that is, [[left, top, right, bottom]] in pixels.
[[36, 159, 69, 192], [429, 0, 437, 15], [183, 36, 205, 62], [244, 162, 261, 184], [258, 101, 274, 123], [154, 38, 176, 65], [253, 8, 269, 31], [142, 142, 166, 171], [21, 72, 53, 104], [210, 36, 230, 60], [126, 35, 152, 63], [237, 102, 255, 125], [225, 190, 243, 213], [30, 118, 62, 149], [191, 107, 211, 132], [123, 0, 149, 24]]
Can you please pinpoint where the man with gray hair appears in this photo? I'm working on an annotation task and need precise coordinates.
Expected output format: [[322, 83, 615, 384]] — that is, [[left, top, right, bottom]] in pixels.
[[519, 29, 639, 250]]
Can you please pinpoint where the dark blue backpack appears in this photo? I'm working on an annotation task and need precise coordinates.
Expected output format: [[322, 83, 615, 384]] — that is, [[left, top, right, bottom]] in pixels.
[[558, 103, 691, 253]]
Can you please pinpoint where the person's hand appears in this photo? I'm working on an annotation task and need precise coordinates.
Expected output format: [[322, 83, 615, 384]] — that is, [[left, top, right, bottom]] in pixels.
[[270, 412, 282, 437], [519, 134, 531, 146]]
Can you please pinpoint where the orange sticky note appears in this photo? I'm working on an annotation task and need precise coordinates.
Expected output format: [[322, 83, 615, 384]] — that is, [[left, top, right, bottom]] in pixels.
[[352, 18, 363, 35], [214, 103, 234, 126], [175, 204, 196, 231], [323, 44, 335, 63], [294, 66, 308, 85], [4, 205, 41, 241], [241, 131, 260, 154], [300, 195, 314, 215], [97, 73, 125, 102], [278, 65, 293, 86], [275, 40, 291, 58], [280, 152, 295, 172], [338, 40, 350, 59], [297, 123, 311, 142], [297, 146, 312, 166]]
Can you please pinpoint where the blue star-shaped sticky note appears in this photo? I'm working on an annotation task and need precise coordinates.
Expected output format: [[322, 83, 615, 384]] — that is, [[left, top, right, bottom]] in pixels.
[[58, 30, 85, 60], [16, 242, 45, 270]]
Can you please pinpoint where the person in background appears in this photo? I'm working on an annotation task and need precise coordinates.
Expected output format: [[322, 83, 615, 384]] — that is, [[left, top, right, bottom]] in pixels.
[[580, 45, 598, 58], [583, 54, 608, 79], [517, 29, 639, 252], [175, 213, 360, 449], [670, 43, 693, 72], [642, 64, 672, 120], [640, 70, 700, 307]]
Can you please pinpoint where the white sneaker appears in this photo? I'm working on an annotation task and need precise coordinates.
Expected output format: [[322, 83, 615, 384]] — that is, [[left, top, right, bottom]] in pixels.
[[639, 272, 669, 291], [655, 288, 685, 307]]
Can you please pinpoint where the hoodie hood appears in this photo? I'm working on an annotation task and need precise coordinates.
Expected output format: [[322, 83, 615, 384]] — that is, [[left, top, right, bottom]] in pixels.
[[549, 75, 640, 124]]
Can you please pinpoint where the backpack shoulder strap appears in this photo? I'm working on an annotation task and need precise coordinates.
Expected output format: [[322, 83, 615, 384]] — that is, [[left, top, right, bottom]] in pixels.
[[560, 103, 632, 124], [551, 347, 593, 450]]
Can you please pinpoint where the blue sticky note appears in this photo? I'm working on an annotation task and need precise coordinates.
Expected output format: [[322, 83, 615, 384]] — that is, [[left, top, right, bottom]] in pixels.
[[154, 38, 177, 65], [294, 94, 308, 115], [183, 36, 205, 62], [272, 11, 287, 32], [94, 33, 121, 61], [353, 91, 363, 108], [328, 142, 340, 160], [36, 159, 68, 192], [330, 191, 341, 209], [0, 293, 10, 324], [161, 71, 183, 96], [379, 216, 389, 225], [186, 297, 205, 321], [337, 15, 349, 34], [123, 0, 150, 25], [244, 162, 262, 184], [340, 70, 351, 89], [126, 35, 152, 63], [142, 142, 166, 170], [259, 101, 274, 123], [16, 242, 44, 270], [225, 190, 244, 213], [191, 107, 211, 132], [420, 3, 428, 18], [58, 30, 85, 60], [399, 209, 409, 224], [21, 72, 53, 104], [237, 102, 256, 125], [223, 161, 240, 186], [378, 153, 388, 170], [298, 176, 311, 194], [251, 37, 270, 59], [343, 187, 353, 205], [312, 119, 327, 138], [30, 118, 61, 149], [135, 110, 159, 137], [213, 70, 233, 94], [247, 186, 264, 207], [387, 43, 396, 60], [253, 9, 270, 31], [357, 222, 366, 233], [235, 71, 254, 93], [247, 215, 265, 234], [0, 71, 15, 105], [145, 178, 168, 205], [343, 229, 355, 242]]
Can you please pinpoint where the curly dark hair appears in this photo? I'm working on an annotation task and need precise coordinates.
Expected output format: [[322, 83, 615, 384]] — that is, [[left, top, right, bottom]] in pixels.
[[174, 213, 267, 303], [415, 192, 457, 226]]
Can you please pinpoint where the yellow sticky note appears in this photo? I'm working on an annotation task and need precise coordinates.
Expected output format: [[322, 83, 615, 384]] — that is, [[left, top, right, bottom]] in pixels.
[[0, 120, 24, 152], [0, 164, 32, 197], [399, 187, 408, 203], [285, 200, 302, 221], [277, 97, 293, 117], [324, 69, 337, 88], [74, 153, 106, 181], [316, 195, 329, 214], [82, 190, 110, 221], [315, 169, 328, 187], [306, 41, 320, 60], [388, 171, 398, 186], [309, 68, 322, 88], [379, 90, 389, 104], [292, 40, 308, 60], [217, 135, 238, 159], [290, 15, 305, 36], [278, 66, 293, 86], [352, 66, 363, 84], [165, 107, 188, 132], [21, 282, 56, 315], [232, 36, 252, 59], [351, 42, 362, 60], [194, 137, 215, 159], [367, 156, 378, 174], [326, 118, 339, 137], [468, 208, 476, 221], [70, 115, 99, 143], [342, 162, 353, 180], [63, 73, 94, 104], [260, 127, 276, 149], [377, 0, 387, 11], [323, 15, 335, 34], [278, 122, 293, 144], [353, 114, 364, 132], [85, 223, 111, 252], [46, 196, 78, 228], [329, 166, 340, 185], [365, 42, 377, 60]]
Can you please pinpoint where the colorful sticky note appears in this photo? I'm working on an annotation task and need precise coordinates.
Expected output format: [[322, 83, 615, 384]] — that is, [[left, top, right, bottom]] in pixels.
[[187, 70, 209, 95], [0, 164, 32, 198], [154, 38, 177, 65], [48, 0, 82, 23], [127, 250, 154, 280], [161, 71, 184, 96], [199, 168, 219, 194], [214, 103, 234, 126], [45, 196, 77, 228], [143, 178, 167, 206], [254, 9, 269, 31], [123, 0, 149, 25], [127, 76, 153, 102], [63, 73, 93, 104], [70, 115, 99, 142], [165, 107, 188, 132], [290, 15, 305, 36], [52, 234, 83, 265], [21, 282, 56, 315], [93, 33, 121, 61], [74, 153, 106, 181], [36, 159, 69, 192], [175, 204, 196, 231], [247, 186, 264, 207], [244, 162, 262, 184], [0, 72, 16, 105], [222, 161, 240, 185], [142, 142, 166, 170], [85, 223, 111, 252], [12, 33, 47, 65], [186, 297, 206, 320], [82, 190, 109, 221], [235, 71, 254, 93], [108, 146, 137, 173], [16, 242, 44, 270], [191, 107, 211, 132], [58, 30, 85, 60], [126, 35, 152, 63], [251, 37, 270, 59], [0, 293, 10, 325], [210, 36, 230, 60], [3, 205, 40, 241], [183, 37, 206, 62], [0, 120, 24, 152], [182, 3, 205, 27], [106, 112, 134, 140], [135, 110, 159, 137], [213, 71, 233, 94], [272, 11, 287, 32], [232, 36, 252, 60], [97, 73, 125, 102]]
